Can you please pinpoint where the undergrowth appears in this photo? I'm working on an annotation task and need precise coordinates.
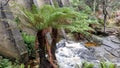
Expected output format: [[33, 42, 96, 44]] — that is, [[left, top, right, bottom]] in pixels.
[[21, 32, 36, 58], [0, 57, 29, 68]]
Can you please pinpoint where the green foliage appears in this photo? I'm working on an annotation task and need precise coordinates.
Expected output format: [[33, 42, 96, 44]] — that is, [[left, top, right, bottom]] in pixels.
[[60, 0, 98, 35], [19, 64, 25, 68], [22, 32, 35, 58], [65, 11, 98, 35], [70, 0, 92, 14], [19, 5, 77, 30], [22, 32, 35, 44], [0, 59, 12, 68], [82, 62, 94, 68], [15, 16, 21, 25], [80, 61, 115, 68], [18, 5, 97, 35], [0, 58, 28, 68], [99, 62, 115, 68]]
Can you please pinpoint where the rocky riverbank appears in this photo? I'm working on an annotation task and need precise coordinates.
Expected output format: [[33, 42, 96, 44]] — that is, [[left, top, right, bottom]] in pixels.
[[56, 35, 120, 68]]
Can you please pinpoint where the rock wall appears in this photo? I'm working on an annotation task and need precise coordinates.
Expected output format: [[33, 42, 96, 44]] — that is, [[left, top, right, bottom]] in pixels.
[[33, 0, 45, 7], [61, 0, 70, 6], [0, 0, 80, 62], [0, 0, 28, 62]]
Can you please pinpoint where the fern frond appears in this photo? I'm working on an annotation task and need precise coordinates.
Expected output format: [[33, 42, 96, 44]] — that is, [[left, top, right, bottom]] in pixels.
[[18, 5, 97, 35]]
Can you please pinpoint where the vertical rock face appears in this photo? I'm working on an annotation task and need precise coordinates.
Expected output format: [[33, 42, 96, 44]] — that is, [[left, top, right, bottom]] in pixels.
[[0, 21, 19, 59], [33, 0, 45, 7], [15, 0, 33, 8], [0, 0, 28, 62], [61, 0, 70, 6], [9, 0, 36, 35]]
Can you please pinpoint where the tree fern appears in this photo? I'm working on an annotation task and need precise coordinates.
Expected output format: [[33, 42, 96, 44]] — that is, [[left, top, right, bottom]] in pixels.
[[18, 5, 97, 36], [64, 11, 97, 35], [19, 5, 77, 30], [17, 4, 99, 68]]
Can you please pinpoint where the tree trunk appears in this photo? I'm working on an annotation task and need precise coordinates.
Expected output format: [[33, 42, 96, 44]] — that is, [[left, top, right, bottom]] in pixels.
[[37, 29, 54, 68], [102, 0, 108, 33], [37, 30, 47, 68], [51, 28, 58, 60]]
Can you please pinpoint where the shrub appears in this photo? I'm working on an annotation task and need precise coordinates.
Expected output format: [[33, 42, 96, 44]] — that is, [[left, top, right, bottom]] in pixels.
[[22, 32, 36, 58]]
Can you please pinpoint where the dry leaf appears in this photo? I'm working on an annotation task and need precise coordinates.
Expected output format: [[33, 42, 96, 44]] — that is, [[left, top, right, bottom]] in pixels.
[[85, 42, 97, 47]]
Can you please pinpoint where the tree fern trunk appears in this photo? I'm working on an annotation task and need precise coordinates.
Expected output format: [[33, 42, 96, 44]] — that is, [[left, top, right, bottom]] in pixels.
[[37, 30, 47, 68], [51, 28, 58, 60], [37, 29, 54, 68]]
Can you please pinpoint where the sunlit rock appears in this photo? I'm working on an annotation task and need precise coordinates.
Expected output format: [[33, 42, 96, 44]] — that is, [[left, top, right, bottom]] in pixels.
[[55, 40, 99, 68], [56, 35, 120, 68]]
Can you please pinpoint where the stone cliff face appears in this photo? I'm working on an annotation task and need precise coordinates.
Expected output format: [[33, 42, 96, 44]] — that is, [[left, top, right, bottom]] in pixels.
[[0, 0, 28, 62], [1, 0, 47, 59], [33, 0, 45, 7]]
